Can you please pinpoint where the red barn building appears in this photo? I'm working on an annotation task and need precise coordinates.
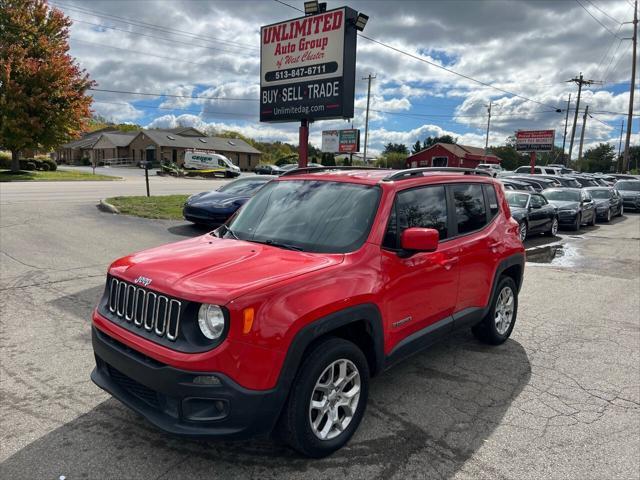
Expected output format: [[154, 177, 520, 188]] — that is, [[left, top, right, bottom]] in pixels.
[[405, 143, 501, 169]]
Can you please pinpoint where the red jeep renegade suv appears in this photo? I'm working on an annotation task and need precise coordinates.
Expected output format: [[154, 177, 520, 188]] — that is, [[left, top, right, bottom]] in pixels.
[[91, 167, 524, 457]]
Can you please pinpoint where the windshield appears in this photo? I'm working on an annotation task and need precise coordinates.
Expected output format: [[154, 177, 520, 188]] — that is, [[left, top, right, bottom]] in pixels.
[[616, 181, 640, 191], [505, 192, 529, 208], [588, 189, 610, 199], [218, 178, 270, 194], [225, 180, 381, 253], [543, 189, 580, 202]]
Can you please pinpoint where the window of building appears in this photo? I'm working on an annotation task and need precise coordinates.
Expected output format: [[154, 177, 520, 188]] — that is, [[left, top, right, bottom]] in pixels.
[[452, 184, 487, 235]]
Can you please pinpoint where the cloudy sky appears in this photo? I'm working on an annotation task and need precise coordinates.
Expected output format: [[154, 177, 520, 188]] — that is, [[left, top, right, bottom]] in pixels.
[[55, 0, 638, 156]]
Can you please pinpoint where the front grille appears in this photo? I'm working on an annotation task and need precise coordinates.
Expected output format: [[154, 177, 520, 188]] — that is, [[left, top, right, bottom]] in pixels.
[[108, 277, 181, 341], [108, 364, 159, 408]]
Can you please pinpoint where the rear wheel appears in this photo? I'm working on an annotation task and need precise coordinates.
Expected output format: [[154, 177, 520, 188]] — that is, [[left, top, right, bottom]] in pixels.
[[545, 217, 559, 236], [472, 276, 518, 345], [571, 213, 581, 231], [277, 337, 369, 458]]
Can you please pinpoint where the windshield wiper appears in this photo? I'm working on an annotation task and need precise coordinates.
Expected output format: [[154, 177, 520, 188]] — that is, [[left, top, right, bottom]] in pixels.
[[255, 239, 304, 251]]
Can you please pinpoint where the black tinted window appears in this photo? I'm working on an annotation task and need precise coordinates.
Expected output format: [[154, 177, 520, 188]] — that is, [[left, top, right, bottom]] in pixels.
[[452, 184, 487, 234], [384, 186, 448, 249]]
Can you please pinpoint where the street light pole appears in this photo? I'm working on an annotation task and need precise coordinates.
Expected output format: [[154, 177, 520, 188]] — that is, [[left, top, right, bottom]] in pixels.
[[362, 73, 375, 164]]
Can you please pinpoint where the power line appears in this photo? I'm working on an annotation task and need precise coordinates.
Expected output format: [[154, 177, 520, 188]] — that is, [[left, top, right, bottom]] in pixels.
[[575, 0, 621, 38], [73, 39, 208, 66], [90, 88, 257, 102], [584, 0, 623, 25], [271, 0, 562, 111], [51, 1, 258, 52], [69, 18, 252, 56]]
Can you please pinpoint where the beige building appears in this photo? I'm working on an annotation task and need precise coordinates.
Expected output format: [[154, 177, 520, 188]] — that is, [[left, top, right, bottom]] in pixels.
[[92, 132, 137, 164]]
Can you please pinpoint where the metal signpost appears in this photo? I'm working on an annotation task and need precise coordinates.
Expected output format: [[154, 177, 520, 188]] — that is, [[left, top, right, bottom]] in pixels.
[[259, 3, 365, 167], [515, 130, 555, 174]]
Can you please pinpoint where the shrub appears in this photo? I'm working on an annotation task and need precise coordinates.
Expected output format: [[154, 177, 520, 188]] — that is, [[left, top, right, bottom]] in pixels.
[[24, 161, 36, 171], [40, 162, 51, 171], [81, 157, 91, 166], [43, 158, 57, 171]]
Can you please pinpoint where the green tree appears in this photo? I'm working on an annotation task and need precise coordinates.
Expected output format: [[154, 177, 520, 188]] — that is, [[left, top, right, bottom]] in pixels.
[[487, 145, 528, 171], [0, 0, 95, 171], [411, 140, 422, 154], [376, 151, 408, 169], [424, 135, 457, 148], [383, 143, 408, 154], [581, 143, 616, 173]]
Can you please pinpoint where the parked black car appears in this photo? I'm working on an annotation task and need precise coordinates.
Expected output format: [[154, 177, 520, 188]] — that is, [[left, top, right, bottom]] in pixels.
[[183, 176, 276, 226], [615, 180, 640, 211], [569, 175, 600, 188], [509, 175, 560, 191], [254, 164, 285, 175], [500, 178, 536, 192], [583, 187, 624, 221], [542, 188, 596, 230], [536, 174, 581, 188], [505, 191, 558, 241]]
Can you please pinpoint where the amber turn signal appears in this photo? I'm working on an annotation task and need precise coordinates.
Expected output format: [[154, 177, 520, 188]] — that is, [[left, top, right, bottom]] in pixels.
[[242, 308, 255, 334]]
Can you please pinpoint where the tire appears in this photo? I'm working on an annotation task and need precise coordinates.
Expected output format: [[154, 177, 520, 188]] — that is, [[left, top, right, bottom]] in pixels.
[[545, 217, 559, 236], [589, 211, 597, 226], [472, 276, 518, 345], [618, 204, 624, 217], [277, 337, 370, 458], [604, 209, 612, 223], [571, 213, 581, 231], [518, 221, 528, 242]]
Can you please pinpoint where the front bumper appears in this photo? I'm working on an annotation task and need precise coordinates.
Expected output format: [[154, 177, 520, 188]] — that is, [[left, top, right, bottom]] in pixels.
[[557, 211, 578, 225], [91, 326, 284, 440], [621, 197, 640, 210], [182, 206, 232, 226]]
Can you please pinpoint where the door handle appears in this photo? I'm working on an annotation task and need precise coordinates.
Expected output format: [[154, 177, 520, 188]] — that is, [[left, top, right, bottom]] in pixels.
[[441, 256, 459, 270]]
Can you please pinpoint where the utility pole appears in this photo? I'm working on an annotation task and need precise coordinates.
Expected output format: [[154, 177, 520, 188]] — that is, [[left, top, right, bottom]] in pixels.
[[484, 101, 492, 151], [577, 105, 589, 172], [362, 73, 376, 164], [622, 0, 637, 173], [567, 73, 602, 163], [561, 94, 571, 164], [617, 120, 625, 172]]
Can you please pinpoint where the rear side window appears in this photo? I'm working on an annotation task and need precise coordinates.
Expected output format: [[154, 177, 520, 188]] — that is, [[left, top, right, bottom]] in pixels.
[[452, 184, 487, 235], [484, 185, 500, 218], [383, 185, 448, 249]]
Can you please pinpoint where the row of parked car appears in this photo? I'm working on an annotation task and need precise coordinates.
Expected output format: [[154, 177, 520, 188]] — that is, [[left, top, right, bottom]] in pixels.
[[181, 166, 640, 243], [497, 169, 640, 241], [253, 162, 323, 175]]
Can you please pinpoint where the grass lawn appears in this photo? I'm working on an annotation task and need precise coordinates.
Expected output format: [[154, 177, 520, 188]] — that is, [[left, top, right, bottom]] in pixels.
[[107, 195, 189, 220], [0, 169, 121, 182]]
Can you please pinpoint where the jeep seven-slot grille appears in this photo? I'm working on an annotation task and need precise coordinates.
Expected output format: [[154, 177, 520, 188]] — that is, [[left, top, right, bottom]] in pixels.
[[108, 277, 181, 341]]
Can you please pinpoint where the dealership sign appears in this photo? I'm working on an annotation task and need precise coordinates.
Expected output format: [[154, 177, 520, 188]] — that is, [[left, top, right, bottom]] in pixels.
[[321, 129, 360, 153], [515, 130, 555, 152], [260, 7, 357, 122]]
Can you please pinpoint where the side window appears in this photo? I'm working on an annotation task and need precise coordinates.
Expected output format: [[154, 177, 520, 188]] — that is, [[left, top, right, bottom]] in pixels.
[[383, 186, 448, 249], [452, 184, 487, 235], [484, 184, 500, 218], [530, 195, 543, 208]]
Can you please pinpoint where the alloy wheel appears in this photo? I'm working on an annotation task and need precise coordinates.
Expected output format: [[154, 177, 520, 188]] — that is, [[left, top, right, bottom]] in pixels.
[[308, 359, 361, 441], [551, 218, 558, 236], [607, 209, 611, 222], [494, 286, 515, 335], [519, 222, 527, 242]]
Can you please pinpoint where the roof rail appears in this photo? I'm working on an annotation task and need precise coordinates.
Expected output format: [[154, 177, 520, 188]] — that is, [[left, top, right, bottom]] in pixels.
[[383, 167, 493, 181], [279, 166, 382, 177]]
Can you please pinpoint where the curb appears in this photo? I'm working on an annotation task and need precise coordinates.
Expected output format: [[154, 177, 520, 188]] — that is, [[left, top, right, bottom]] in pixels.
[[98, 198, 120, 214]]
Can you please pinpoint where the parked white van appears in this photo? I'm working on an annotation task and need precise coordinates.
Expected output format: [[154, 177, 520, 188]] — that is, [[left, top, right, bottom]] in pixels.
[[184, 152, 241, 177]]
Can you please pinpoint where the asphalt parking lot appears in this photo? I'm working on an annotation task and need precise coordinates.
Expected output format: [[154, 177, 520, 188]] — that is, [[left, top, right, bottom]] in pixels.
[[1, 175, 639, 479]]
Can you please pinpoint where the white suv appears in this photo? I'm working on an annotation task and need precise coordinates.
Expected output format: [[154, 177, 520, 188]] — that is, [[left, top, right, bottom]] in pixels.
[[477, 164, 503, 177]]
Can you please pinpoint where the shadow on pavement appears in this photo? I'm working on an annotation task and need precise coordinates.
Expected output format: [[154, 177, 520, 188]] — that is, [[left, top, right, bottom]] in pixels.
[[1, 331, 531, 479], [167, 223, 212, 238]]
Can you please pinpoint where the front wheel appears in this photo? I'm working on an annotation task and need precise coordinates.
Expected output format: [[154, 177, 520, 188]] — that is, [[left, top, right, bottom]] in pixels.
[[518, 221, 528, 242], [605, 208, 612, 223], [589, 211, 597, 226], [277, 338, 370, 458], [571, 213, 581, 231], [618, 204, 624, 217], [472, 276, 518, 345]]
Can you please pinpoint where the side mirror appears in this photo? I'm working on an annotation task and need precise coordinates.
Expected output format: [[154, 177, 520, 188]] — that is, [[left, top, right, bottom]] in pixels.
[[400, 228, 439, 253]]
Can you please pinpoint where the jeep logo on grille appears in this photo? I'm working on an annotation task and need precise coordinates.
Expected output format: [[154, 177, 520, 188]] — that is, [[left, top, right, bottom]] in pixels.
[[134, 276, 152, 287]]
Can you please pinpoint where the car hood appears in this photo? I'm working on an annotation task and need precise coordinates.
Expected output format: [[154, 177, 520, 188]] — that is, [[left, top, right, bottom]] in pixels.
[[546, 200, 580, 210], [618, 190, 640, 198], [189, 191, 249, 206], [108, 235, 344, 305]]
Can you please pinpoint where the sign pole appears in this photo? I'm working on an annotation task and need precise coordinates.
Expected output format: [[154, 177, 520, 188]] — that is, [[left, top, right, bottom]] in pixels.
[[530, 151, 536, 174], [299, 119, 309, 168]]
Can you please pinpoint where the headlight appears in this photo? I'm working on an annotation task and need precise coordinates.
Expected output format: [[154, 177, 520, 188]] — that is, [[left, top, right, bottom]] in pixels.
[[198, 304, 226, 340], [561, 209, 577, 215]]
